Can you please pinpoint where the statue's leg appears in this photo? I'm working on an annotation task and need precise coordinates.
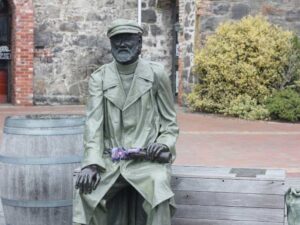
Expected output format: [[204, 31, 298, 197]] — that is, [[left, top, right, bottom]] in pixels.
[[89, 175, 130, 225], [142, 200, 171, 225], [88, 204, 108, 225], [128, 186, 147, 225]]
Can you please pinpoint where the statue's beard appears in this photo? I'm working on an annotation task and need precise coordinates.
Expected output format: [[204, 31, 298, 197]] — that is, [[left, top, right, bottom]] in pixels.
[[111, 45, 141, 65]]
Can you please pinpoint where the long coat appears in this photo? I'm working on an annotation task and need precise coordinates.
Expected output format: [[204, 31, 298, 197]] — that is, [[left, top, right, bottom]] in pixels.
[[73, 59, 179, 224]]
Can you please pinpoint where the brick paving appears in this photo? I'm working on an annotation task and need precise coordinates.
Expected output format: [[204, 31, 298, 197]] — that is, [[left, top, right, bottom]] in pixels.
[[176, 109, 300, 176], [0, 104, 300, 224], [0, 104, 300, 172]]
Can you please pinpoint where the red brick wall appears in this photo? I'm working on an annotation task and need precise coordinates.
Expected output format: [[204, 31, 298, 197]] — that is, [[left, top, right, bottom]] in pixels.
[[8, 0, 34, 105]]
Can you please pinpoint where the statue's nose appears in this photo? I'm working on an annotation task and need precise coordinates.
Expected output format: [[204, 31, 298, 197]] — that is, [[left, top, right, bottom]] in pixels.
[[120, 40, 126, 47]]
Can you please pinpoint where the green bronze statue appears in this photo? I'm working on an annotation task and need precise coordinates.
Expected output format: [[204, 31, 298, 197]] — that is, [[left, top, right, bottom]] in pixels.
[[73, 19, 179, 225]]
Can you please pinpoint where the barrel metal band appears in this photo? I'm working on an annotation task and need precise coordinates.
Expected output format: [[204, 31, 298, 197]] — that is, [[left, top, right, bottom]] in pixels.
[[0, 155, 82, 165], [5, 117, 85, 128], [1, 198, 72, 208], [4, 126, 84, 135]]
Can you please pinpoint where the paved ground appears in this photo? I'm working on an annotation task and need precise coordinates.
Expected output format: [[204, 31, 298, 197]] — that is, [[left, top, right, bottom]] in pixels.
[[0, 104, 299, 173], [0, 104, 299, 224], [176, 108, 300, 176]]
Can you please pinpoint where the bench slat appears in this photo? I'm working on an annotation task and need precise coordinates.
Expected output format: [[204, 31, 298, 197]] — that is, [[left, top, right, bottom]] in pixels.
[[172, 218, 283, 225], [174, 190, 285, 209], [172, 177, 285, 195], [174, 205, 284, 222], [172, 166, 285, 181]]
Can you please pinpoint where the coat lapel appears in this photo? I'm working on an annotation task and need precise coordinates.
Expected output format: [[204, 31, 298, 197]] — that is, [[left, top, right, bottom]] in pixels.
[[123, 59, 154, 111], [102, 60, 154, 111], [103, 62, 126, 110]]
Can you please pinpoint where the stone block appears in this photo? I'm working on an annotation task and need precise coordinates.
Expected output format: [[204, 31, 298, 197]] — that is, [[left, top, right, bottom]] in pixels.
[[188, 73, 194, 83], [59, 22, 79, 32], [35, 31, 63, 47], [294, 23, 300, 36], [142, 9, 157, 23], [201, 17, 218, 32], [184, 56, 190, 67], [106, 0, 114, 5], [41, 56, 53, 64], [184, 33, 191, 41], [51, 33, 64, 45], [34, 63, 54, 78], [49, 80, 68, 95], [53, 46, 63, 53], [187, 43, 193, 53], [34, 79, 47, 95], [34, 31, 51, 47], [72, 35, 97, 47], [126, 1, 137, 8], [213, 3, 230, 15], [149, 0, 156, 7], [184, 17, 189, 27], [182, 69, 188, 79], [142, 24, 149, 36], [36, 22, 48, 33], [80, 81, 89, 94], [34, 95, 80, 105], [45, 5, 60, 19], [231, 3, 250, 20], [96, 39, 111, 57], [185, 2, 191, 14], [86, 12, 106, 21], [150, 24, 162, 36], [69, 83, 81, 96], [286, 10, 300, 22]]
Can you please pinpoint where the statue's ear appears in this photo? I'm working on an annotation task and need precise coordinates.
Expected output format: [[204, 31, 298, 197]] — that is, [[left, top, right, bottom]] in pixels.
[[138, 35, 143, 49]]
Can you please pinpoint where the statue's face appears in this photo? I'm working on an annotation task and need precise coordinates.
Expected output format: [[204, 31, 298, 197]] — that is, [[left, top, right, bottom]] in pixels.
[[110, 33, 142, 65]]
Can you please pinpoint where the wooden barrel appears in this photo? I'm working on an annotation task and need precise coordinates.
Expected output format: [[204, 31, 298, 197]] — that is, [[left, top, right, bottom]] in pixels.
[[0, 115, 85, 225], [0, 69, 8, 103]]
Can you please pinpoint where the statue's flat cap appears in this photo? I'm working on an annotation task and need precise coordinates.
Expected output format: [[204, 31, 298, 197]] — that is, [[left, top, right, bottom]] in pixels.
[[107, 19, 143, 38]]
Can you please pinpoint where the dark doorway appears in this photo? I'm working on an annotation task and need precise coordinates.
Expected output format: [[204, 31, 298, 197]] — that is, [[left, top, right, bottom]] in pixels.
[[0, 0, 11, 103]]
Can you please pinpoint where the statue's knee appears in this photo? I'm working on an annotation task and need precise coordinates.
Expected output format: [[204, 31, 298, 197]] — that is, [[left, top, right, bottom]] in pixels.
[[150, 171, 168, 183]]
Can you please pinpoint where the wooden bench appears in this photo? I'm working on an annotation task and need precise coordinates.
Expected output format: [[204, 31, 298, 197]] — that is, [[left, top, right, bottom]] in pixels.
[[171, 166, 286, 225], [74, 165, 286, 225]]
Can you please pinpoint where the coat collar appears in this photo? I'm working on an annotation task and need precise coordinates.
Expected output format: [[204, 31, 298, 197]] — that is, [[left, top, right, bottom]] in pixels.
[[103, 59, 154, 111]]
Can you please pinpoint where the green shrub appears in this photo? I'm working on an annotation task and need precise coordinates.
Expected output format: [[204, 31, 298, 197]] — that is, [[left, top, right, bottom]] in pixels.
[[222, 94, 270, 120], [187, 15, 300, 120], [266, 89, 300, 122], [284, 36, 300, 92]]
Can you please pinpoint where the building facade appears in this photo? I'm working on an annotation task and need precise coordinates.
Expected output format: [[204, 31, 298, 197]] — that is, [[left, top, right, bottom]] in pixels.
[[0, 0, 299, 105]]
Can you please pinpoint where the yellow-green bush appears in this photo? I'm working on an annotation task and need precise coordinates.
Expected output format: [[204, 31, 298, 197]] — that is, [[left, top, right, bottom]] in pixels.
[[187, 16, 299, 120]]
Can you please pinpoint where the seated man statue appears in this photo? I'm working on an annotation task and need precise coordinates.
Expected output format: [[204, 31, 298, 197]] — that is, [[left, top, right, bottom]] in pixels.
[[73, 19, 179, 225]]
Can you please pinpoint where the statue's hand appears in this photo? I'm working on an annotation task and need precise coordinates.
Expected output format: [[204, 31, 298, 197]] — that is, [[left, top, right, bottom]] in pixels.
[[146, 143, 169, 162], [75, 164, 101, 194]]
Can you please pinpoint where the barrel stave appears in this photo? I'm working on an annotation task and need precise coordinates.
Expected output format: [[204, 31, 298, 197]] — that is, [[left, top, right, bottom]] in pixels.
[[0, 115, 84, 225]]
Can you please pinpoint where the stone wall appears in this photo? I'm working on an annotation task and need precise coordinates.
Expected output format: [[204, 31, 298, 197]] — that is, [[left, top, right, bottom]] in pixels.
[[33, 0, 174, 105], [178, 0, 196, 104], [142, 0, 174, 76], [6, 0, 300, 105], [198, 0, 300, 44], [180, 0, 300, 105]]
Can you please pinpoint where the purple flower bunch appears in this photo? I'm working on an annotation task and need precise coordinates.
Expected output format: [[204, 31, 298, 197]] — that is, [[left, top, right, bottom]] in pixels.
[[111, 147, 143, 161]]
